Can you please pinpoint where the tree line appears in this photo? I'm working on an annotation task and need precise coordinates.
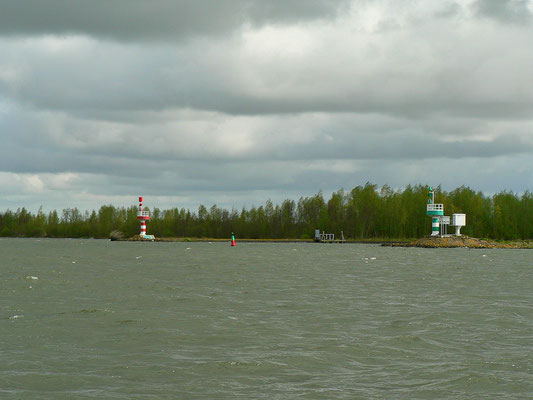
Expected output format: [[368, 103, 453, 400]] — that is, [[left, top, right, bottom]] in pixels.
[[1, 183, 532, 240]]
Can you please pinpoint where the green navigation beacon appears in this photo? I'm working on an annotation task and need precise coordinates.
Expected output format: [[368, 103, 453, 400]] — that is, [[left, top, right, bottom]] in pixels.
[[426, 186, 444, 236]]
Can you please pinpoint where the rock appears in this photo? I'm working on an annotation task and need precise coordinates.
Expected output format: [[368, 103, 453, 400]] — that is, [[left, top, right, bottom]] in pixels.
[[109, 230, 125, 241]]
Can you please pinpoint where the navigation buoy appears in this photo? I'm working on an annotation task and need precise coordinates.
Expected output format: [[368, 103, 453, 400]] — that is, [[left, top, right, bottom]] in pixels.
[[231, 232, 236, 246]]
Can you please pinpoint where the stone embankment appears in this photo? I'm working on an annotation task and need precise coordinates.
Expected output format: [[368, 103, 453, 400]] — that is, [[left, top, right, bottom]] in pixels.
[[386, 235, 532, 249], [110, 232, 531, 248]]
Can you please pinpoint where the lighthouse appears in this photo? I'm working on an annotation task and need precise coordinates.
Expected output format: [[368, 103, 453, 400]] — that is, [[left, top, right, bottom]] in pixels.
[[137, 196, 150, 237], [426, 187, 444, 236]]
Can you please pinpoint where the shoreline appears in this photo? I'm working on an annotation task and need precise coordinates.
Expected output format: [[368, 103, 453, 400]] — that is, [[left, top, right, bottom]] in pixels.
[[113, 236, 411, 245], [2, 235, 530, 249], [115, 236, 532, 249]]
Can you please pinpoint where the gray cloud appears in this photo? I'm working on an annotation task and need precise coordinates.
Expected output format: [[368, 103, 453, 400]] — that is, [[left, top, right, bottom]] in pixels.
[[2, 106, 531, 178], [474, 0, 532, 24], [2, 16, 533, 121], [0, 0, 349, 41], [1, 0, 533, 212]]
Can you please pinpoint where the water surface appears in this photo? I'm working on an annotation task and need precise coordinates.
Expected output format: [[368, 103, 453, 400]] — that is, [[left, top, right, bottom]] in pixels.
[[1, 239, 532, 399]]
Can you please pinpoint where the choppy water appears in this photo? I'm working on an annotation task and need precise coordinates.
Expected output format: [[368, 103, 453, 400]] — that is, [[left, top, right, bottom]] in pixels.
[[1, 238, 532, 399]]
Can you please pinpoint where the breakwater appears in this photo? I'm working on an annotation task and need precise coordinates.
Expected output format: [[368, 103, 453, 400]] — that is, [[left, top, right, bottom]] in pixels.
[[385, 235, 533, 249]]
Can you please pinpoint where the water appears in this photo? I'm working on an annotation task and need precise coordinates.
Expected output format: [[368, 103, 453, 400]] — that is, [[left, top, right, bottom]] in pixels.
[[1, 238, 532, 399]]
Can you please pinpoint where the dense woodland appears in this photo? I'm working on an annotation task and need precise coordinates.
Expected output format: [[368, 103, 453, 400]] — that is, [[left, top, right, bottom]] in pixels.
[[1, 184, 532, 240]]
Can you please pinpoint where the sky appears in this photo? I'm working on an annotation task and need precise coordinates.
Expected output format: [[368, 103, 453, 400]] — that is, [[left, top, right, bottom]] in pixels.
[[1, 0, 533, 213]]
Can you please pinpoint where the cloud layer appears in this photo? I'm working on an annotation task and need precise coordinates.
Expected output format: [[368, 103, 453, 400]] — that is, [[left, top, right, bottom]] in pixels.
[[1, 0, 533, 212]]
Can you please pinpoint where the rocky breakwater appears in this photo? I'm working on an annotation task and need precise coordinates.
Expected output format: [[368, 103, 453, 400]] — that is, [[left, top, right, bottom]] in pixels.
[[386, 235, 532, 249]]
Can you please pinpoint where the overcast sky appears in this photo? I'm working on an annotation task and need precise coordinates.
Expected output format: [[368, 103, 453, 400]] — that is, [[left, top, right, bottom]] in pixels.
[[1, 0, 532, 213]]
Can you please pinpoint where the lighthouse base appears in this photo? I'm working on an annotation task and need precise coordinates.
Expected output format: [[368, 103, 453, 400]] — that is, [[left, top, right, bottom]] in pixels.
[[431, 217, 440, 236], [132, 234, 155, 241]]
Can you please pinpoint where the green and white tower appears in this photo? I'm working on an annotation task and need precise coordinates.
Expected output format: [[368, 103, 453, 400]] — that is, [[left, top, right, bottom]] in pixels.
[[426, 186, 444, 236]]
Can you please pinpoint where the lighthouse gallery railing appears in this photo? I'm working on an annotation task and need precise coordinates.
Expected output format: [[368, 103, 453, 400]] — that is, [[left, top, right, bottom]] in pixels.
[[427, 204, 443, 212]]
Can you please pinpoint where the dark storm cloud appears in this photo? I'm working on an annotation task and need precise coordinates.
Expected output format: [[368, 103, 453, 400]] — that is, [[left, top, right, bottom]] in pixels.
[[474, 0, 532, 23], [0, 0, 349, 41]]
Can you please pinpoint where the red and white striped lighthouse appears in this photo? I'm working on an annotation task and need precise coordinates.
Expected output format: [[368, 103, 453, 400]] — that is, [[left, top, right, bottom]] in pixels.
[[137, 196, 150, 237]]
